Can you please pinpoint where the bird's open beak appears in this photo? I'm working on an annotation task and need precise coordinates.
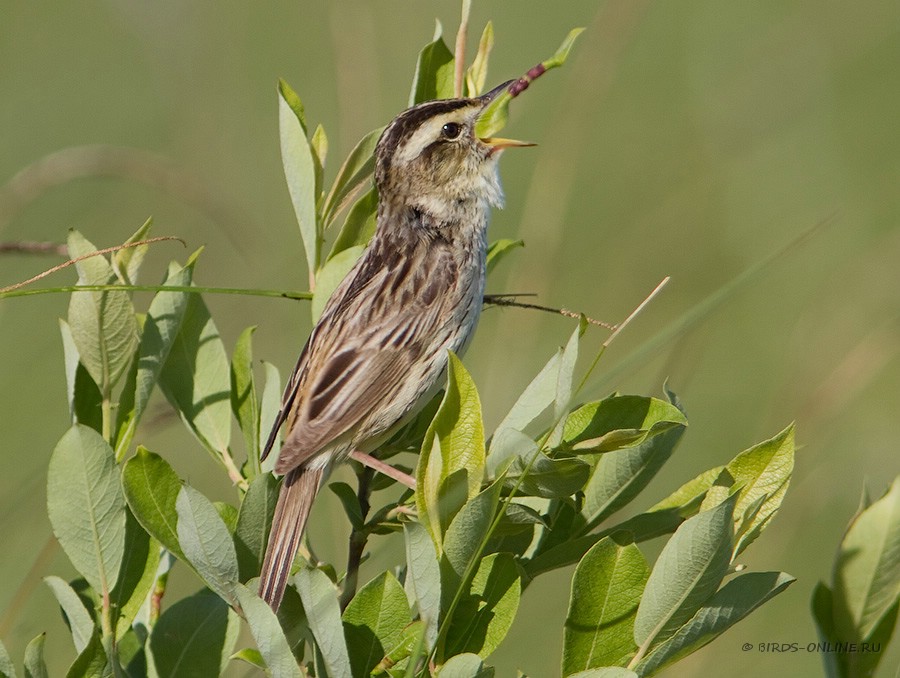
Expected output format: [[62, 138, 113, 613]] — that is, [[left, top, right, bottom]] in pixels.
[[477, 80, 536, 153]]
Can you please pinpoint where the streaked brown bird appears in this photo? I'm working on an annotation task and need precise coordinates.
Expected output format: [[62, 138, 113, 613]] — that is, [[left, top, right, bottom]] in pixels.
[[258, 82, 529, 610]]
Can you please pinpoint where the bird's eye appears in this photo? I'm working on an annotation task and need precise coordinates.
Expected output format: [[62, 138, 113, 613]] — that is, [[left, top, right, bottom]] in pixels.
[[441, 122, 462, 140]]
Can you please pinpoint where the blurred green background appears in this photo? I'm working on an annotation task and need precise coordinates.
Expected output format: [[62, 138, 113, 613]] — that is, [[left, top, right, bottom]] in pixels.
[[2, 1, 898, 675]]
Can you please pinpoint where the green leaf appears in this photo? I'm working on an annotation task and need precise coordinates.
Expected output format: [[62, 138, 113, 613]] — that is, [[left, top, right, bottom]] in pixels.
[[322, 127, 383, 226], [311, 123, 328, 198], [476, 28, 584, 138], [233, 584, 303, 678], [465, 21, 494, 97], [373, 621, 424, 675], [295, 567, 352, 678], [648, 467, 724, 515], [311, 245, 364, 322], [231, 325, 260, 471], [507, 451, 590, 499], [578, 397, 688, 530], [404, 521, 442, 649], [111, 508, 160, 638], [437, 653, 494, 677], [485, 239, 523, 277], [563, 538, 649, 674], [216, 501, 239, 534], [633, 494, 737, 653], [176, 485, 240, 604], [328, 187, 378, 259], [702, 425, 794, 556], [64, 631, 109, 678], [278, 78, 320, 275], [115, 254, 197, 457], [122, 447, 185, 561], [231, 647, 266, 670], [59, 319, 102, 432], [43, 576, 95, 653], [563, 395, 688, 453], [551, 324, 583, 435], [235, 473, 280, 581], [445, 552, 521, 658], [328, 482, 364, 530], [259, 361, 282, 471], [150, 589, 239, 677], [342, 572, 411, 677], [442, 479, 504, 584], [493, 345, 563, 439], [48, 425, 126, 595], [569, 670, 638, 678], [409, 23, 455, 105], [23, 634, 47, 678], [635, 572, 795, 675], [833, 475, 900, 642], [158, 282, 231, 455], [416, 353, 486, 550], [525, 511, 684, 580], [66, 230, 139, 392], [0, 639, 16, 678], [111, 217, 152, 285]]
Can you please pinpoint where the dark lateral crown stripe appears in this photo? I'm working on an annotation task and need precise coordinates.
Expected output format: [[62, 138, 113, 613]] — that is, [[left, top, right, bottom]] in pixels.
[[378, 98, 473, 171]]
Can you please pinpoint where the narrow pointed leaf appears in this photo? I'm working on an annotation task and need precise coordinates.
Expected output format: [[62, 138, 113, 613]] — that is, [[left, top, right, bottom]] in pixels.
[[436, 653, 494, 677], [234, 584, 303, 678], [43, 576, 95, 653], [59, 319, 102, 432], [23, 634, 47, 678], [48, 425, 126, 595], [633, 494, 737, 651], [158, 283, 231, 455], [441, 479, 504, 583], [409, 25, 455, 105], [446, 552, 521, 658], [111, 508, 160, 638], [115, 254, 197, 457], [563, 538, 649, 674], [231, 326, 260, 469], [485, 238, 523, 276], [636, 572, 795, 675], [493, 347, 562, 439], [176, 485, 239, 604], [121, 447, 185, 562], [404, 521, 442, 649], [67, 230, 138, 391], [329, 187, 378, 259], [465, 21, 494, 97], [833, 475, 900, 642], [279, 78, 319, 274], [322, 127, 383, 225], [235, 473, 280, 580], [416, 353, 486, 549], [111, 218, 152, 285], [295, 568, 352, 678]]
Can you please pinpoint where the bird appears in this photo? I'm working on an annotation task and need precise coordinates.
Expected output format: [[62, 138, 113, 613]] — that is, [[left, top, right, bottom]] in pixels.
[[258, 81, 530, 611]]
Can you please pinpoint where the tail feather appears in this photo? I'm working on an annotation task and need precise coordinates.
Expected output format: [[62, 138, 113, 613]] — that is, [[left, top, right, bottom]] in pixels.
[[258, 466, 324, 610]]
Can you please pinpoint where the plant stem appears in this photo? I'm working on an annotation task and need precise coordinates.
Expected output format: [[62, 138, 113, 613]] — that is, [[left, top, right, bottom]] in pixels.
[[340, 464, 374, 610]]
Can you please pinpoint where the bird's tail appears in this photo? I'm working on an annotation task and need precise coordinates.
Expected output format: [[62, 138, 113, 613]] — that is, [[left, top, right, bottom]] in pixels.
[[258, 466, 324, 610]]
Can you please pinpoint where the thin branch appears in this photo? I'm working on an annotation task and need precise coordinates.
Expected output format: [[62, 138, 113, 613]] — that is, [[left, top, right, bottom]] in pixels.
[[340, 465, 374, 611], [603, 276, 670, 348], [483, 293, 616, 330], [0, 236, 185, 294], [0, 283, 312, 302], [0, 240, 67, 256], [350, 450, 417, 490]]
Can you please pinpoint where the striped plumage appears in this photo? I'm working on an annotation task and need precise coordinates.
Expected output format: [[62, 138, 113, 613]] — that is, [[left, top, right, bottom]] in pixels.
[[258, 85, 511, 610]]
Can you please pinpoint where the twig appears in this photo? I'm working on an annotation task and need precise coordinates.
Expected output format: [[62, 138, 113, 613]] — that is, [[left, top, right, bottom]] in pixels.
[[454, 0, 472, 97], [603, 276, 670, 348], [483, 293, 616, 330], [340, 464, 375, 611], [0, 236, 185, 294], [350, 450, 417, 489], [0, 240, 67, 256]]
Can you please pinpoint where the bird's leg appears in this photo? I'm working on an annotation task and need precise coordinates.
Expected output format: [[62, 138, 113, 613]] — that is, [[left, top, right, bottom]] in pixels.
[[349, 450, 417, 490]]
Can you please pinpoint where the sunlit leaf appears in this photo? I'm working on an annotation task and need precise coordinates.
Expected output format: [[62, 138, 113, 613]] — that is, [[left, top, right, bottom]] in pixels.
[[111, 217, 151, 286], [43, 576, 94, 654], [563, 538, 649, 674], [329, 187, 378, 259], [404, 521, 442, 649], [47, 425, 126, 595], [110, 509, 160, 638], [121, 447, 185, 562], [295, 567, 352, 678], [311, 245, 364, 323], [465, 22, 494, 97], [235, 473, 280, 581], [234, 584, 303, 678], [485, 238, 523, 276], [231, 325, 260, 471], [409, 22, 455, 105], [323, 127, 383, 226], [342, 572, 411, 676]]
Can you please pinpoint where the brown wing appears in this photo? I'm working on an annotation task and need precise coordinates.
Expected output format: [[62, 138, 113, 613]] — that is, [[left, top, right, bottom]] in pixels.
[[267, 235, 458, 474]]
